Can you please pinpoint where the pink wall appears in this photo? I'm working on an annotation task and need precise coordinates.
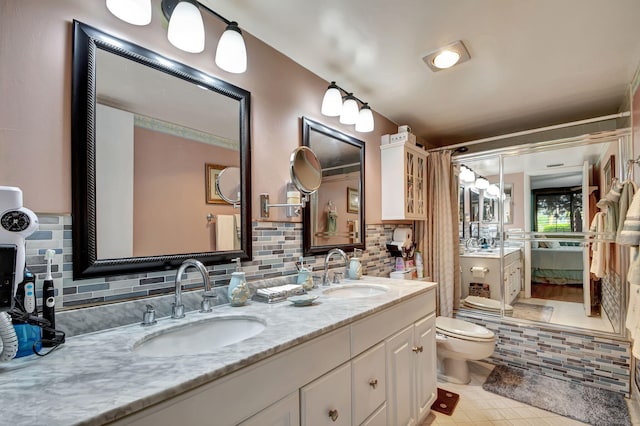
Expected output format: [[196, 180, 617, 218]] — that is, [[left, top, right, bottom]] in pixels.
[[0, 0, 397, 224], [133, 127, 238, 255]]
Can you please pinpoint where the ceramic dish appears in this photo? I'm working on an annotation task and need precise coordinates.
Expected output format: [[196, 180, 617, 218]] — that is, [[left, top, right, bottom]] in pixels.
[[288, 294, 319, 306]]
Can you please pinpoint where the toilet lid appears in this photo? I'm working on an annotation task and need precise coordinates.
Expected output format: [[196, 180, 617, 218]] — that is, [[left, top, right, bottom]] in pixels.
[[464, 295, 513, 312], [436, 316, 495, 341]]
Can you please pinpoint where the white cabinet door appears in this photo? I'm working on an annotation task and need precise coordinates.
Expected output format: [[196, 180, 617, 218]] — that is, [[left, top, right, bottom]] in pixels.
[[300, 363, 352, 426], [381, 142, 427, 220], [414, 314, 437, 420], [239, 392, 300, 426], [352, 342, 386, 425], [386, 324, 416, 426]]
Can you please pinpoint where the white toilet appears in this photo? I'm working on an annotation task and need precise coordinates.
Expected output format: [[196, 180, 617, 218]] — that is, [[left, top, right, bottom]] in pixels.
[[435, 316, 496, 384], [463, 295, 514, 314]]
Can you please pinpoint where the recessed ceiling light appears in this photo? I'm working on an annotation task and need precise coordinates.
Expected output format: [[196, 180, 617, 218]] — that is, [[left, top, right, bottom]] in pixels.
[[422, 40, 471, 72], [433, 50, 460, 69]]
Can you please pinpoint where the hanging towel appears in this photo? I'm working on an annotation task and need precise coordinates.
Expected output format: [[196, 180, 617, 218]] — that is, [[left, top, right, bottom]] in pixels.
[[216, 214, 235, 251], [618, 186, 640, 246], [627, 247, 640, 357], [589, 212, 606, 278], [617, 181, 637, 242], [233, 213, 241, 250]]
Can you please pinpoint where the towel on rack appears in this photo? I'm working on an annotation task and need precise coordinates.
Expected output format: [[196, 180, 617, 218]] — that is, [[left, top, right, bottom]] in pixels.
[[233, 213, 241, 250], [216, 214, 235, 251], [618, 187, 640, 246], [617, 181, 637, 242], [589, 212, 606, 278]]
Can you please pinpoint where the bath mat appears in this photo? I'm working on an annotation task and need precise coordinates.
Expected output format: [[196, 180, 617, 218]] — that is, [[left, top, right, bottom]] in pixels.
[[482, 365, 630, 425], [430, 388, 460, 416], [511, 302, 553, 322]]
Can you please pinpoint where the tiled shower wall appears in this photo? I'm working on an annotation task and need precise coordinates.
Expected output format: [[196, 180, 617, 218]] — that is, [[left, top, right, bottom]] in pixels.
[[24, 214, 407, 308], [456, 311, 632, 396], [602, 271, 623, 334]]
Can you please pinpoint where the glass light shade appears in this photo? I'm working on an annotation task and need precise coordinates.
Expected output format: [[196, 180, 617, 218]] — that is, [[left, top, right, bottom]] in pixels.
[[321, 84, 343, 116], [475, 177, 489, 190], [460, 167, 475, 183], [106, 0, 152, 25], [355, 105, 374, 132], [339, 96, 359, 125], [433, 50, 460, 69], [167, 1, 205, 53], [486, 184, 500, 197], [215, 23, 247, 73]]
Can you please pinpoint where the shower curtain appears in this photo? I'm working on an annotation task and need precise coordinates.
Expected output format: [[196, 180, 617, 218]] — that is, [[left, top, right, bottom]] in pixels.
[[416, 150, 460, 317]]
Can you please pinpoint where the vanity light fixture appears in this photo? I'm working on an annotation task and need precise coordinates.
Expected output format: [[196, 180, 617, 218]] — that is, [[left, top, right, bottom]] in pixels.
[[106, 0, 152, 26], [108, 0, 247, 73], [422, 40, 471, 72], [486, 184, 501, 198], [321, 82, 375, 133]]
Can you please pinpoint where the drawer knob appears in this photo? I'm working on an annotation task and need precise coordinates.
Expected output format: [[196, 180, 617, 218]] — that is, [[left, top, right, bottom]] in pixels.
[[412, 345, 423, 353], [328, 409, 339, 422], [369, 378, 378, 389]]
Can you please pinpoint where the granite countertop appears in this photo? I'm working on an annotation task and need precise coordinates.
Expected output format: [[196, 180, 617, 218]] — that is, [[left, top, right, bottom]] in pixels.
[[0, 276, 435, 426]]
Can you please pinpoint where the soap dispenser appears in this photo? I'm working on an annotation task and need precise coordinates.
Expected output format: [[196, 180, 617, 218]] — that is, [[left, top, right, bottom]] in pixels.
[[349, 249, 363, 280], [296, 256, 314, 291], [228, 258, 250, 306]]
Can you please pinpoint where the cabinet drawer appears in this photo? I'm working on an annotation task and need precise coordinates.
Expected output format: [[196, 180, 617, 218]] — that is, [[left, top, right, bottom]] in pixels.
[[352, 342, 386, 425], [301, 363, 352, 426], [361, 403, 386, 426]]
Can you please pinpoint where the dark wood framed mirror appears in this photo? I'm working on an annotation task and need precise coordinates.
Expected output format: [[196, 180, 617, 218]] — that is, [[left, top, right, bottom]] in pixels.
[[301, 117, 365, 256], [71, 21, 252, 278]]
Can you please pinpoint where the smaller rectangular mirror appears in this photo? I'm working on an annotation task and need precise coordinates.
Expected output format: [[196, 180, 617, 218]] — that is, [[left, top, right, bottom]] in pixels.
[[302, 118, 365, 255]]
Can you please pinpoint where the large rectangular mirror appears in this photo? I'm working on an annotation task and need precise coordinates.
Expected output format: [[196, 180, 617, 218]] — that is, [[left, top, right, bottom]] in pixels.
[[301, 118, 365, 255], [454, 130, 631, 337], [71, 21, 252, 278]]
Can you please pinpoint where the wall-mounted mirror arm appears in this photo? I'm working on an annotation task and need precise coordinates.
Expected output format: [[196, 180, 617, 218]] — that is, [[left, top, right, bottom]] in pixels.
[[260, 146, 322, 218]]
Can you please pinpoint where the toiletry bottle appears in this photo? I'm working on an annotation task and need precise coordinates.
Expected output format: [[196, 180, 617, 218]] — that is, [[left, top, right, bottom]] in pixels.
[[297, 257, 314, 291], [415, 250, 424, 279], [228, 258, 250, 306], [349, 249, 363, 280]]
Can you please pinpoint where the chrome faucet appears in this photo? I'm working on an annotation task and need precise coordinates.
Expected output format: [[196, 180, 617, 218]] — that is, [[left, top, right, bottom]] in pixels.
[[172, 259, 215, 319], [322, 248, 349, 286]]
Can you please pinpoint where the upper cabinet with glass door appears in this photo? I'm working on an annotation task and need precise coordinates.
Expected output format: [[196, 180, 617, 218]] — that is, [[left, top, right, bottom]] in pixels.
[[381, 142, 427, 220]]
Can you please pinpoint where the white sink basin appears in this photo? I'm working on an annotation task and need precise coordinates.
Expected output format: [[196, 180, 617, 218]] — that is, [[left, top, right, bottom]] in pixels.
[[133, 316, 266, 357], [322, 283, 389, 298]]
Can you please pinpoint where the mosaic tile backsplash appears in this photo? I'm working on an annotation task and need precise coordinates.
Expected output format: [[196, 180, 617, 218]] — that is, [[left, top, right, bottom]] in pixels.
[[456, 311, 632, 396], [25, 215, 406, 309]]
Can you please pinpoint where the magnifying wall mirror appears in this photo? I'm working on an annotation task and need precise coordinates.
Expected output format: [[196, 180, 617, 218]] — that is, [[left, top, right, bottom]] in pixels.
[[301, 117, 365, 256], [71, 21, 252, 278], [216, 167, 241, 205], [290, 146, 322, 195]]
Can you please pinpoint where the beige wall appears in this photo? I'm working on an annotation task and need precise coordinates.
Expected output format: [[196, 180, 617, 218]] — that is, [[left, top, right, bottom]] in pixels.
[[503, 172, 524, 231], [0, 0, 397, 223]]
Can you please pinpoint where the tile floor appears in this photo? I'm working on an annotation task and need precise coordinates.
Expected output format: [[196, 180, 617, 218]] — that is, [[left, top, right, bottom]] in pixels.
[[421, 361, 640, 425]]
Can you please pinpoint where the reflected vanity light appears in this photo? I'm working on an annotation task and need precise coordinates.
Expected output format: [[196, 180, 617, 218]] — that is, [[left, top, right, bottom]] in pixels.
[[107, 0, 248, 73], [321, 82, 375, 133]]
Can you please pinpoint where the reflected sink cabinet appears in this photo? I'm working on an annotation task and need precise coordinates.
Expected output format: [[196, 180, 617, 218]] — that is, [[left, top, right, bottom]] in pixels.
[[111, 290, 436, 426]]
